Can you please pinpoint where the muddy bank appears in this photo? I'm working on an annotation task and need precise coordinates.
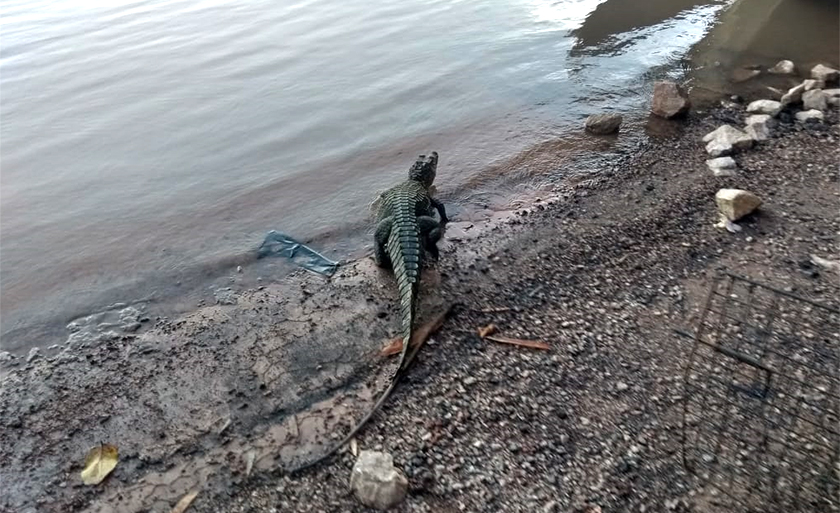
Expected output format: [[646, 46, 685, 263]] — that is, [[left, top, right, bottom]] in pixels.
[[3, 80, 839, 512]]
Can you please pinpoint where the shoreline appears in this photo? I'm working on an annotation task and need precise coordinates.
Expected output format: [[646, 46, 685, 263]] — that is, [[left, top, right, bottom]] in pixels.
[[2, 81, 838, 511]]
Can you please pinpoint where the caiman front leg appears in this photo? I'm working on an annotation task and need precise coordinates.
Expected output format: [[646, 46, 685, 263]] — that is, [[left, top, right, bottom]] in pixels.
[[418, 215, 442, 261], [430, 197, 448, 225], [374, 217, 393, 268]]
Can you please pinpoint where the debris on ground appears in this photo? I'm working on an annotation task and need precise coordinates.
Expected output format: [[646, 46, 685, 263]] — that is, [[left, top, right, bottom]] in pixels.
[[169, 491, 199, 513], [258, 230, 339, 276], [80, 444, 119, 486]]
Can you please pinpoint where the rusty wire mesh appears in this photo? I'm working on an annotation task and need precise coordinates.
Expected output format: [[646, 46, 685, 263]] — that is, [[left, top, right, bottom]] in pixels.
[[679, 272, 840, 513]]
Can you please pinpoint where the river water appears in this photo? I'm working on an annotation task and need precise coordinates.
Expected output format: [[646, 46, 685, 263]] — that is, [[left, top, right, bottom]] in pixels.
[[1, 0, 836, 351]]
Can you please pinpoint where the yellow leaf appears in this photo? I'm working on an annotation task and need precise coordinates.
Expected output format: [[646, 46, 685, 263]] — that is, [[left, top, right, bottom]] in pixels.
[[170, 490, 199, 513], [80, 444, 118, 485]]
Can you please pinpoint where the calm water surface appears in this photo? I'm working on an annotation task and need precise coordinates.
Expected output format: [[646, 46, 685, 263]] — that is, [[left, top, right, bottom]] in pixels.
[[0, 0, 741, 350]]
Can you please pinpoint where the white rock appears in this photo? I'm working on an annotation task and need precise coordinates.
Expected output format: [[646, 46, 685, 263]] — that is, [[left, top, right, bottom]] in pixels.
[[702, 125, 754, 157], [27, 347, 41, 363], [584, 113, 623, 135], [746, 99, 781, 116], [705, 156, 737, 177], [350, 451, 408, 510], [802, 79, 820, 91], [744, 114, 772, 141], [0, 351, 13, 362], [802, 89, 828, 111], [780, 82, 807, 106], [795, 109, 824, 122], [823, 88, 840, 98], [715, 189, 762, 222], [768, 60, 795, 75], [811, 64, 839, 85]]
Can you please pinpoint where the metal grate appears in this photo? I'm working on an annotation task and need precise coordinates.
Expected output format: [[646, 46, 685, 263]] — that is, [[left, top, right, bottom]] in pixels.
[[679, 273, 840, 512]]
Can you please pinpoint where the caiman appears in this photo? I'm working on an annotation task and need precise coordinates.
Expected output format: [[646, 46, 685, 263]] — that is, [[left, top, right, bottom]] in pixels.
[[289, 152, 447, 474]]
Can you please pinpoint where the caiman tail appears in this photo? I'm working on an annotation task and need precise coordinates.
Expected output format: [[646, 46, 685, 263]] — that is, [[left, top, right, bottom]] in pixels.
[[287, 204, 419, 475], [385, 197, 421, 369]]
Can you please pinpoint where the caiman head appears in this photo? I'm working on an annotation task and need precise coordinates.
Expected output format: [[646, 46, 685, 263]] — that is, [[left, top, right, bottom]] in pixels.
[[408, 151, 438, 188]]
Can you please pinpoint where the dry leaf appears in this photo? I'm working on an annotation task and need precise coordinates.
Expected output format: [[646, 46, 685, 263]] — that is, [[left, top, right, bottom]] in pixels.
[[349, 438, 359, 457], [169, 490, 199, 513], [485, 335, 550, 351], [477, 324, 498, 338], [379, 337, 403, 356], [380, 308, 452, 357], [80, 444, 118, 485]]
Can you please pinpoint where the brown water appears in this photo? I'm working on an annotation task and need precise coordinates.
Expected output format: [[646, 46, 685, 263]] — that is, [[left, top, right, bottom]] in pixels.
[[1, 0, 837, 352]]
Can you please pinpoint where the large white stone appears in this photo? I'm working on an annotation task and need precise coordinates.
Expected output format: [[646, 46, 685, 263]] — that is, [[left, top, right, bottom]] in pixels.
[[715, 189, 762, 222], [746, 99, 781, 116], [811, 64, 839, 85], [802, 89, 828, 111], [705, 156, 737, 177], [702, 125, 754, 157], [350, 451, 408, 510], [795, 109, 824, 122], [768, 60, 795, 75], [744, 114, 773, 141]]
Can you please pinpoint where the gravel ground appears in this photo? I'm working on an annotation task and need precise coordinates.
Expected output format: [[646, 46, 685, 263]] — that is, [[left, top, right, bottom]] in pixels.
[[207, 104, 840, 512], [2, 100, 838, 513]]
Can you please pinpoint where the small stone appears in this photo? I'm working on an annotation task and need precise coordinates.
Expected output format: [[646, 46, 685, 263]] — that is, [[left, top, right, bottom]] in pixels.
[[26, 347, 40, 363], [811, 64, 839, 86], [768, 59, 795, 75], [746, 99, 781, 116], [616, 382, 629, 392], [802, 89, 828, 111], [795, 109, 824, 123], [651, 81, 691, 118], [0, 351, 13, 362], [802, 79, 820, 91], [350, 451, 408, 510], [584, 113, 623, 135], [702, 125, 753, 156], [744, 114, 772, 141], [705, 156, 737, 177], [715, 189, 762, 222], [780, 82, 807, 106]]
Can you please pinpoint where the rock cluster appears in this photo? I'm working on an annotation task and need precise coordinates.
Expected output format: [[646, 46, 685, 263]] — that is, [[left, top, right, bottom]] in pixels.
[[702, 61, 839, 229]]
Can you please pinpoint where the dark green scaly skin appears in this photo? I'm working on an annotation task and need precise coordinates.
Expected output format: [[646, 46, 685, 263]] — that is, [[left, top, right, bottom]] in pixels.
[[287, 152, 447, 474]]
